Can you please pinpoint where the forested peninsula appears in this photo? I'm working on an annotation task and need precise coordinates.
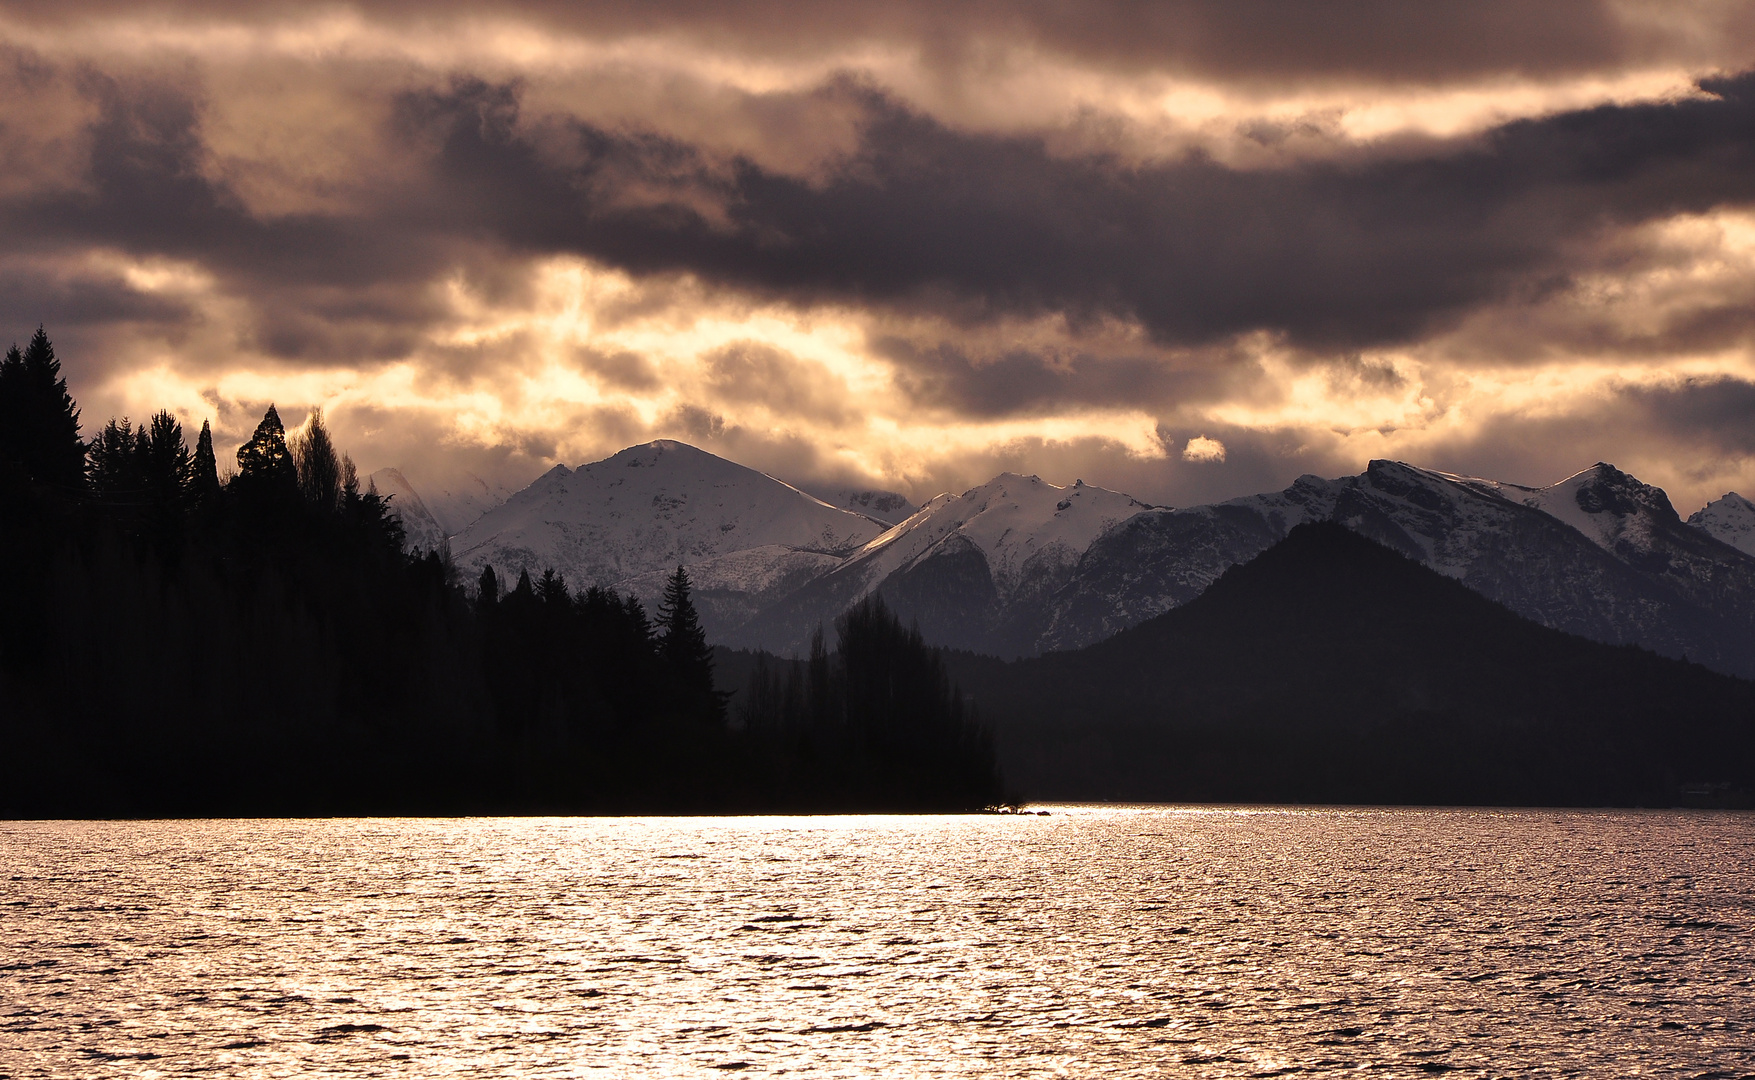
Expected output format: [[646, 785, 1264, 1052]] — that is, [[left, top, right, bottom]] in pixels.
[[0, 329, 1002, 816]]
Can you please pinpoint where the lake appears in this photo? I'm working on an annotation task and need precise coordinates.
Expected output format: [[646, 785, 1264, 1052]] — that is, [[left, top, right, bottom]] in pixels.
[[3, 808, 1752, 1077]]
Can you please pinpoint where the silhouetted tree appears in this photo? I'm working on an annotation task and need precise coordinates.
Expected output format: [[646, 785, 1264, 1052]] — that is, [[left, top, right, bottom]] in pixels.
[[658, 565, 722, 721], [86, 417, 141, 497], [234, 404, 299, 500], [0, 327, 84, 489], [538, 568, 570, 607], [139, 410, 192, 510], [292, 406, 342, 511], [807, 625, 833, 730], [190, 419, 221, 503], [0, 333, 1008, 816]]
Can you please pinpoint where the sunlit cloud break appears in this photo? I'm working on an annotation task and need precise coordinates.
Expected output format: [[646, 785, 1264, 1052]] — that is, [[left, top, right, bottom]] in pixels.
[[3, 0, 1755, 512]]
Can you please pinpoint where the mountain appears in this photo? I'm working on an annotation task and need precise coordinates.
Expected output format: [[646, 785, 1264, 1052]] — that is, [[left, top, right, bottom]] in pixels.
[[956, 523, 1755, 805], [448, 440, 889, 638], [1691, 492, 1755, 557], [368, 466, 515, 553], [815, 487, 917, 525], [731, 473, 1153, 657], [367, 467, 447, 553], [419, 441, 1755, 679], [1042, 460, 1755, 677]]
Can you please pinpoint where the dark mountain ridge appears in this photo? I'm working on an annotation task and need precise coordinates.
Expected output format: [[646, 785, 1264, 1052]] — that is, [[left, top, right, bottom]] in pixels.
[[956, 522, 1755, 806]]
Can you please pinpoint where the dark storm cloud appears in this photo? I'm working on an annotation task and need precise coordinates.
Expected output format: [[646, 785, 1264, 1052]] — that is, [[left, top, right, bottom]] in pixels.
[[702, 341, 853, 425], [1, 69, 456, 358], [1619, 375, 1755, 456], [872, 337, 1237, 416], [395, 72, 1755, 352], [8, 1, 1748, 85], [572, 346, 659, 391], [0, 266, 188, 330], [13, 59, 1755, 390]]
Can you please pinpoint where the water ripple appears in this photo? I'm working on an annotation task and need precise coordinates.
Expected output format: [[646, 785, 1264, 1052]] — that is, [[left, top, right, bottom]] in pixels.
[[1, 808, 1752, 1077]]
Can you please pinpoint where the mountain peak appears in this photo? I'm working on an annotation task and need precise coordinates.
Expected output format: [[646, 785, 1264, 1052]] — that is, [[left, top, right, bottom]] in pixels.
[[1689, 491, 1755, 557], [450, 440, 888, 619]]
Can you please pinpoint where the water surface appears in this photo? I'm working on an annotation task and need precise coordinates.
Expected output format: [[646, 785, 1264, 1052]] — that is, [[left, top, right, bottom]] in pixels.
[[3, 808, 1752, 1077]]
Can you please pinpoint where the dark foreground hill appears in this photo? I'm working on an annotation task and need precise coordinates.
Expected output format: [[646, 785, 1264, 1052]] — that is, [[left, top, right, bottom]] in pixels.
[[954, 522, 1755, 806]]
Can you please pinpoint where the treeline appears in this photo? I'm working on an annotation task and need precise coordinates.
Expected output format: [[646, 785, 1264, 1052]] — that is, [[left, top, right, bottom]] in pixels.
[[728, 596, 1003, 808], [0, 328, 1002, 815]]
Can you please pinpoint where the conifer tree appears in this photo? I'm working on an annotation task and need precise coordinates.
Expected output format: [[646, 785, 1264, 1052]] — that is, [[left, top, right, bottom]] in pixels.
[[477, 565, 499, 606], [139, 410, 192, 509], [657, 565, 721, 721], [190, 419, 221, 502], [0, 327, 84, 489], [538, 568, 570, 607], [234, 404, 299, 499], [86, 418, 140, 496], [292, 406, 342, 511]]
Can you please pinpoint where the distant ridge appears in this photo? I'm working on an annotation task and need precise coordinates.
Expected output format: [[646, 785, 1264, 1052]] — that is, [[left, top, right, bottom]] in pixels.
[[958, 522, 1755, 806], [395, 442, 1755, 679]]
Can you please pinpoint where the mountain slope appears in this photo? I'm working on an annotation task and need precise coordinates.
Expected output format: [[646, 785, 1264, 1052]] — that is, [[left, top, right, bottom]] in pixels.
[[730, 473, 1152, 656], [449, 440, 888, 637], [367, 467, 447, 553], [961, 523, 1755, 805], [368, 466, 515, 553], [1041, 460, 1755, 677], [815, 487, 917, 525]]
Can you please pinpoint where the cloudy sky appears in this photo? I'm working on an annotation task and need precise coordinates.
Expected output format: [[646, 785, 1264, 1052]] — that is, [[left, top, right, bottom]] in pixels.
[[5, 1, 1755, 511]]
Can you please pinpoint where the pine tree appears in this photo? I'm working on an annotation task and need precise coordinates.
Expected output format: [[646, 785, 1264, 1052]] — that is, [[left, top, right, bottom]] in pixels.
[[190, 419, 221, 503], [477, 565, 499, 606], [86, 417, 141, 496], [657, 565, 721, 721], [139, 410, 192, 509], [537, 568, 569, 606], [234, 404, 299, 500], [0, 327, 84, 489]]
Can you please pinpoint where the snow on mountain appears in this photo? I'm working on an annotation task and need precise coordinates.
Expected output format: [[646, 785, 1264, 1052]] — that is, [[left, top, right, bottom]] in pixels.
[[399, 438, 1755, 679], [1039, 459, 1755, 677], [368, 466, 515, 553], [731, 473, 1152, 656], [413, 470, 517, 536], [367, 467, 448, 554], [860, 474, 1151, 597], [1689, 492, 1755, 557], [449, 440, 888, 639], [816, 487, 917, 526]]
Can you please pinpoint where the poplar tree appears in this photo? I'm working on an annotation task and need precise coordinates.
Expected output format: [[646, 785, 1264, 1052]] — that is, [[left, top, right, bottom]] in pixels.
[[190, 419, 221, 502]]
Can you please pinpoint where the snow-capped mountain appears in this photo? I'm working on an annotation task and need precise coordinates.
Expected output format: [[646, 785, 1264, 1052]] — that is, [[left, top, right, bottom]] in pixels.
[[368, 466, 515, 553], [1690, 492, 1755, 557], [386, 437, 1755, 678], [1041, 460, 1755, 677], [448, 440, 889, 638], [731, 473, 1153, 657]]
